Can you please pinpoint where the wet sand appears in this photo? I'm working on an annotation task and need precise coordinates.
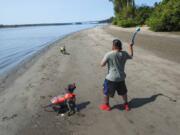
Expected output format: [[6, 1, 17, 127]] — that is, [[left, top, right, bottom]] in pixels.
[[103, 25, 180, 63], [0, 25, 180, 135]]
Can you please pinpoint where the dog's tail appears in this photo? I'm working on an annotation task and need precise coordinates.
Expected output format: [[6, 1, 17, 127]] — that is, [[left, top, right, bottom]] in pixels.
[[41, 103, 54, 108]]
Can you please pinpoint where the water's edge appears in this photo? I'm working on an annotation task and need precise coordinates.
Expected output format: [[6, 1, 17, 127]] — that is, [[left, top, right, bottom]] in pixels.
[[0, 26, 97, 92], [0, 37, 60, 92]]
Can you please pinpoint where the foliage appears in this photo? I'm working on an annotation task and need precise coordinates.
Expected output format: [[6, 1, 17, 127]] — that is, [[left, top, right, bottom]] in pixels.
[[117, 18, 137, 27], [135, 6, 153, 25], [110, 0, 180, 31], [146, 0, 180, 31], [110, 0, 136, 27], [110, 0, 136, 17]]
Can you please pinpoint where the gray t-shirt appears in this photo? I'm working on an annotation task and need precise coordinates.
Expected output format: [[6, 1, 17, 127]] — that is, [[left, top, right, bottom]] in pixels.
[[102, 51, 132, 82]]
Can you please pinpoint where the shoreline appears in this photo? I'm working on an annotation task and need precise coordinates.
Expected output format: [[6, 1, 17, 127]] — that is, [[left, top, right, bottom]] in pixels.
[[0, 25, 180, 135], [0, 35, 65, 93], [0, 20, 110, 29], [0, 25, 99, 93]]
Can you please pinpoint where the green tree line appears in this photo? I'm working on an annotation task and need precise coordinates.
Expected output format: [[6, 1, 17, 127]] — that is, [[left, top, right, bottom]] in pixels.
[[109, 0, 180, 31]]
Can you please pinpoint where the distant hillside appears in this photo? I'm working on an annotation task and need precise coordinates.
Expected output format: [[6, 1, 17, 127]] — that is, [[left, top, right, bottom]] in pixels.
[[0, 18, 112, 28]]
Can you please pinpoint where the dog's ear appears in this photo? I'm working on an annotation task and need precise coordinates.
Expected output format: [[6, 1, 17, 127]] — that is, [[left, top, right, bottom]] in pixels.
[[65, 88, 68, 93]]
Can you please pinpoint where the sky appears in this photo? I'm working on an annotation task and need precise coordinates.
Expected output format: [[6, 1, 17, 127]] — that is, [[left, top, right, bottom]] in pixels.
[[0, 0, 162, 25]]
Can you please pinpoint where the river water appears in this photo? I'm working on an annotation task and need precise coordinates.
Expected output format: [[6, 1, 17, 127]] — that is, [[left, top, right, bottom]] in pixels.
[[0, 24, 97, 74]]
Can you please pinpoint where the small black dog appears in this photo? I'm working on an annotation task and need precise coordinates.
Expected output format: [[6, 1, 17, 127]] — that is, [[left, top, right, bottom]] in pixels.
[[60, 46, 66, 54]]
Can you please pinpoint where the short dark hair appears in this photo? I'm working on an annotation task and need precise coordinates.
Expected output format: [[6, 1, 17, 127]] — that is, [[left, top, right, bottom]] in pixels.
[[113, 39, 122, 49]]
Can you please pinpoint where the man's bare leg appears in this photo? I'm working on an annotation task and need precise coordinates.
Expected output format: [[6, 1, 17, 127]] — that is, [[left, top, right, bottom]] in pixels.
[[100, 94, 111, 111], [104, 95, 109, 105], [122, 94, 130, 111], [122, 94, 128, 104]]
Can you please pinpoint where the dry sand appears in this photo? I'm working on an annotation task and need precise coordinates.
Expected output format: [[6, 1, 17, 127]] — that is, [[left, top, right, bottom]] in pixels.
[[0, 25, 180, 135]]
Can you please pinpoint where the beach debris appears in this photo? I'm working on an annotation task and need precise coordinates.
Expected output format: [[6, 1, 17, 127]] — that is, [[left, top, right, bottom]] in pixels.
[[42, 83, 78, 116]]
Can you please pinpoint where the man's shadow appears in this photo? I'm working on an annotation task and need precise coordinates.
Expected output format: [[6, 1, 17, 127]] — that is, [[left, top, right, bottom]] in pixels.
[[112, 93, 163, 110]]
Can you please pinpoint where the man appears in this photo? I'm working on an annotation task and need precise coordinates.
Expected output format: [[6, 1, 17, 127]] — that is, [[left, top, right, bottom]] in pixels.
[[100, 39, 133, 111]]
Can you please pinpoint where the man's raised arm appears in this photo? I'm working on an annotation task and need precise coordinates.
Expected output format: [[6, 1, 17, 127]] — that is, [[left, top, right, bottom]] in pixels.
[[128, 43, 134, 57]]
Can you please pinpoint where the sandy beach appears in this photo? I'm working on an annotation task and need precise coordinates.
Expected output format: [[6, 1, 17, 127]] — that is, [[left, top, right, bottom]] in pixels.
[[0, 25, 180, 135]]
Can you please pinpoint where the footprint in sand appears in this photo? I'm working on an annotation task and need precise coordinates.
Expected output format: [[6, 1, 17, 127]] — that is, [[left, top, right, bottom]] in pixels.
[[48, 95, 53, 98], [41, 77, 50, 81], [26, 83, 35, 91], [40, 96, 46, 99], [2, 114, 18, 121]]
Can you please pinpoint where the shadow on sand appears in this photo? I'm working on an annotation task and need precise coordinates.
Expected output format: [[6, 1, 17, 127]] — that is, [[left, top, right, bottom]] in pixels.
[[63, 52, 70, 55], [76, 101, 90, 111], [129, 93, 163, 109], [112, 93, 163, 110], [43, 101, 90, 114]]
